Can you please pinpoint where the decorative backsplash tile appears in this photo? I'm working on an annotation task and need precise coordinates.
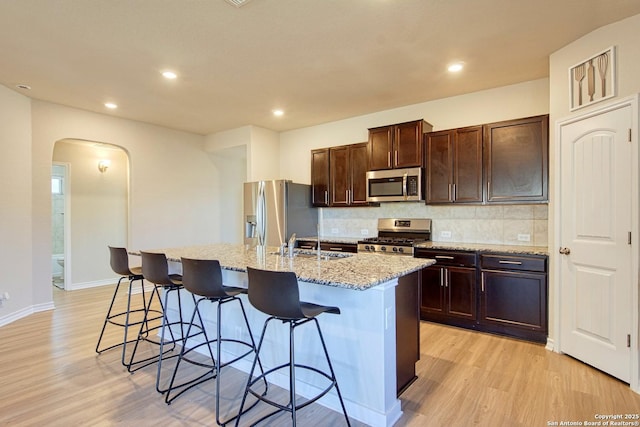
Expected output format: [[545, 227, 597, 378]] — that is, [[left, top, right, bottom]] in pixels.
[[320, 203, 549, 247]]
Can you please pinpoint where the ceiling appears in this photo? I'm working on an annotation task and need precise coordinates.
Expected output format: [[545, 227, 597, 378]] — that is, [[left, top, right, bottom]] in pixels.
[[1, 1, 639, 135]]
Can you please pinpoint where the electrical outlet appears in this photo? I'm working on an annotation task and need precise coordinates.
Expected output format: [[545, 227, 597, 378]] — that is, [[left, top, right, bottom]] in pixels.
[[517, 234, 531, 242], [360, 229, 369, 235], [331, 228, 339, 234], [440, 231, 452, 239]]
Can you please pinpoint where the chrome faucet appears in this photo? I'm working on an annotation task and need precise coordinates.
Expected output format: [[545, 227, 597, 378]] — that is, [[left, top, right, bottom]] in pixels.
[[288, 233, 297, 258]]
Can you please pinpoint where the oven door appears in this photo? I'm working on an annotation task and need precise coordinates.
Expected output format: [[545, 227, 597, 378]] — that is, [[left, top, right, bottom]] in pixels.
[[366, 167, 422, 202]]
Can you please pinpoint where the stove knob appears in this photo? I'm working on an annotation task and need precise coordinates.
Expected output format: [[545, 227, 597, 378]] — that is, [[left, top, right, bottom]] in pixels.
[[381, 246, 387, 252], [392, 247, 398, 252], [398, 247, 404, 253]]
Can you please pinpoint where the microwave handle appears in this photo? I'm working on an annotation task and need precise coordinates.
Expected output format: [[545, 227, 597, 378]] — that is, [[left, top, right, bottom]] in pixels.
[[402, 173, 408, 199]]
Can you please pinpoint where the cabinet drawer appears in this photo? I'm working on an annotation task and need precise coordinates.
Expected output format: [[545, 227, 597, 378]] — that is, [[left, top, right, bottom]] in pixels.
[[481, 254, 546, 272], [320, 242, 358, 253], [415, 250, 476, 267], [296, 241, 318, 250]]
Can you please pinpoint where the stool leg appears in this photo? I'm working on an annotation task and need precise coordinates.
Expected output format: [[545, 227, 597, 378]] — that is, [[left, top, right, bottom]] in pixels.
[[127, 284, 164, 372], [156, 286, 179, 393], [289, 320, 297, 427], [165, 296, 210, 404], [122, 277, 149, 367], [120, 276, 141, 366], [234, 318, 271, 427], [95, 276, 125, 354], [237, 299, 268, 392], [313, 318, 350, 427]]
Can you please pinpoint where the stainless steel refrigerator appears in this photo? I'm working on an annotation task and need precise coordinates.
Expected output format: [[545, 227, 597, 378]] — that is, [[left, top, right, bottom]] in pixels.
[[243, 180, 318, 247]]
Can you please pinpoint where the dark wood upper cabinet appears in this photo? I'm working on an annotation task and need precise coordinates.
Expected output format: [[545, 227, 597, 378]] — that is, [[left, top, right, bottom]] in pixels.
[[425, 126, 483, 204], [348, 142, 369, 206], [312, 142, 370, 208], [368, 119, 431, 170], [311, 148, 330, 207], [483, 115, 549, 203], [330, 146, 350, 206]]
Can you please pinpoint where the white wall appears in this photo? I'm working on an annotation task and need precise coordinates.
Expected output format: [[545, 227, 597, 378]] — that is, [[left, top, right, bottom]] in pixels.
[[0, 85, 34, 323], [53, 140, 128, 288], [280, 78, 549, 184], [28, 100, 217, 310]]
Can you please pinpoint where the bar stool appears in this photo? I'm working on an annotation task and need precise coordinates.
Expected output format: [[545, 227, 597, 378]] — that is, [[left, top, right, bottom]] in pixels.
[[128, 251, 200, 395], [236, 267, 350, 427], [96, 246, 156, 367], [165, 258, 267, 425]]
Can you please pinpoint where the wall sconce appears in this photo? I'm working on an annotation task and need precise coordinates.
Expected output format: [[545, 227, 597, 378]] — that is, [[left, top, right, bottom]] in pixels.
[[98, 160, 111, 173]]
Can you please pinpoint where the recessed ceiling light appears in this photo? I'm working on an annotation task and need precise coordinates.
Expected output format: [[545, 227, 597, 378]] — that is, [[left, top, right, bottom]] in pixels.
[[162, 71, 177, 79], [273, 109, 284, 117], [104, 102, 118, 109], [448, 63, 464, 72], [15, 84, 31, 90]]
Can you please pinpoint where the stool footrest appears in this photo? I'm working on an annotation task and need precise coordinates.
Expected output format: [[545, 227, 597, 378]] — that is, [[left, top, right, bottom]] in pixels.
[[247, 362, 336, 412]]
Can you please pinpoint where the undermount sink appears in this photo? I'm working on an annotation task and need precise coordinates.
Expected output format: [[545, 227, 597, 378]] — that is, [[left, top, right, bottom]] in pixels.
[[269, 249, 352, 261]]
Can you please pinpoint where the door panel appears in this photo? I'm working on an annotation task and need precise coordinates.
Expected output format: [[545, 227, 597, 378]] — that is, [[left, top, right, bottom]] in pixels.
[[559, 104, 632, 382]]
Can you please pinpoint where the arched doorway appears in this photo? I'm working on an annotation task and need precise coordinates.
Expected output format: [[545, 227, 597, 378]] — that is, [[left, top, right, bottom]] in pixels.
[[52, 139, 129, 290]]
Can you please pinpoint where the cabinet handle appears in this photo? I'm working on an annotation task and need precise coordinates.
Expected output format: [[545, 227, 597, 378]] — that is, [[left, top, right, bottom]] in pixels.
[[388, 152, 391, 168], [481, 274, 485, 292], [440, 268, 444, 287], [394, 150, 398, 166], [328, 247, 343, 251], [324, 190, 328, 205], [487, 181, 491, 197], [498, 260, 522, 265], [444, 269, 448, 287], [300, 245, 314, 250], [346, 190, 349, 203], [448, 183, 452, 201], [435, 255, 455, 260], [452, 183, 456, 199]]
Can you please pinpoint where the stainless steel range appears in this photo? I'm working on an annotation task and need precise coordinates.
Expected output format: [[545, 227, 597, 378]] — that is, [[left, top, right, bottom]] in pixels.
[[358, 218, 432, 255]]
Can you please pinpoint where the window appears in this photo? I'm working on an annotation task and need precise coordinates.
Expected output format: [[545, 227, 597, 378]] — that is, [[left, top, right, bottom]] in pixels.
[[52, 177, 63, 195]]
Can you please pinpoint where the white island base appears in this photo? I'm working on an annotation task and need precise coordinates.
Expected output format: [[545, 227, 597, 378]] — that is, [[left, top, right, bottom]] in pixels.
[[164, 267, 407, 427]]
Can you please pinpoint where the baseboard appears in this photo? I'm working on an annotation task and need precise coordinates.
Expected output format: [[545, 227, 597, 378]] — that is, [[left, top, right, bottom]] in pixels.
[[66, 278, 116, 291], [0, 301, 55, 328], [545, 337, 556, 352]]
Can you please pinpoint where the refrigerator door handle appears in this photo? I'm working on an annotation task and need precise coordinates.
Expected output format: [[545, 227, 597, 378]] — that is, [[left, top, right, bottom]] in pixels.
[[256, 181, 266, 246]]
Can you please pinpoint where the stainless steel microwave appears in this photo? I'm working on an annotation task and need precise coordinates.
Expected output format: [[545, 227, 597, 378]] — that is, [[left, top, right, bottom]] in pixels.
[[366, 167, 423, 202]]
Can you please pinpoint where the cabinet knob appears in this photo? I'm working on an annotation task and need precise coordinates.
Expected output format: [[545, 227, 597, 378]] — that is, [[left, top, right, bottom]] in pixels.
[[559, 247, 571, 255]]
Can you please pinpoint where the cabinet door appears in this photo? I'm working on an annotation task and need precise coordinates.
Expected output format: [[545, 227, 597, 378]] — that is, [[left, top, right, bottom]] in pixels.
[[311, 148, 330, 207], [484, 115, 548, 203], [394, 121, 423, 168], [368, 126, 393, 170], [425, 130, 453, 203], [349, 142, 369, 206], [446, 266, 476, 319], [454, 126, 483, 203], [420, 265, 445, 315], [480, 270, 547, 332], [329, 146, 350, 207]]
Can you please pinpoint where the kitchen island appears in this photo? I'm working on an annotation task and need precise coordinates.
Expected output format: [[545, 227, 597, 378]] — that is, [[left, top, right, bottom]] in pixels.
[[133, 244, 435, 427]]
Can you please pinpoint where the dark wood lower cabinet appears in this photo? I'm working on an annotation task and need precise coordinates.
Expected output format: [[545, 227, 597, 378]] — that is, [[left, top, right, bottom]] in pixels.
[[480, 254, 548, 343], [396, 270, 420, 396], [417, 249, 548, 343]]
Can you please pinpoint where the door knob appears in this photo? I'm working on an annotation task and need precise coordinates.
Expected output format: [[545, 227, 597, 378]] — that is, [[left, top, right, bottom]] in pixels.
[[559, 247, 571, 255]]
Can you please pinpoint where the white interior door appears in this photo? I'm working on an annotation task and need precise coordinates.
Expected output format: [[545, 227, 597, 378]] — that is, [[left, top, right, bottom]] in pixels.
[[559, 103, 633, 382]]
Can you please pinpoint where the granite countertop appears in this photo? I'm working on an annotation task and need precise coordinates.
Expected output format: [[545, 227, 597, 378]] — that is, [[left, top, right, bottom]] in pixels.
[[132, 243, 435, 291], [414, 241, 549, 256]]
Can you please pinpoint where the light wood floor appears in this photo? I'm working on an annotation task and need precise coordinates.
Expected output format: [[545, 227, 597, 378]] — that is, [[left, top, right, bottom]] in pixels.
[[1, 285, 640, 427]]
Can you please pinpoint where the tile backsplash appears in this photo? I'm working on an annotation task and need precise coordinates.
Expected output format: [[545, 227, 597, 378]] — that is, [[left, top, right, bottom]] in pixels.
[[320, 203, 548, 247]]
